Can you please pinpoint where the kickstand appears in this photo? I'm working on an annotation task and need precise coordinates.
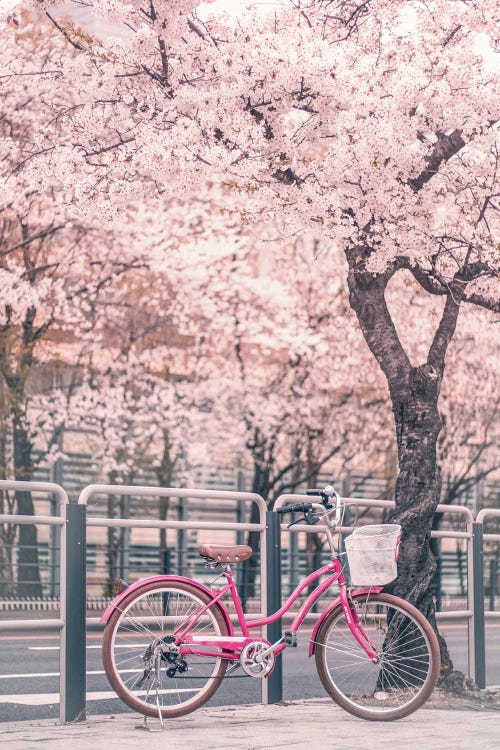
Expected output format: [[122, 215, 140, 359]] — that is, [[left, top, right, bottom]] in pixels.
[[135, 695, 165, 732], [135, 711, 164, 733], [135, 662, 165, 732]]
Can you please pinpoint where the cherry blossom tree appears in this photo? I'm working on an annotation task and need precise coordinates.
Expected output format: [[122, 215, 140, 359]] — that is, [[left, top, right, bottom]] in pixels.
[[6, 1, 499, 677], [0, 19, 147, 594]]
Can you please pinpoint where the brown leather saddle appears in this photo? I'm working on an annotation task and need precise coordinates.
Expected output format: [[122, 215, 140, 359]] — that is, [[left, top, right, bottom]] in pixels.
[[198, 543, 252, 563]]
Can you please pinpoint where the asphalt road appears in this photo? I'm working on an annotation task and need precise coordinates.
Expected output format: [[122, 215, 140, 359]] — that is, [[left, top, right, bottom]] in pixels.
[[0, 622, 499, 723]]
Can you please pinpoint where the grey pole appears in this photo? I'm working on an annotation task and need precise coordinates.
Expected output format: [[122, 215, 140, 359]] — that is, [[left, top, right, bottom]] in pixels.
[[264, 510, 282, 703], [472, 522, 486, 689], [62, 503, 87, 721]]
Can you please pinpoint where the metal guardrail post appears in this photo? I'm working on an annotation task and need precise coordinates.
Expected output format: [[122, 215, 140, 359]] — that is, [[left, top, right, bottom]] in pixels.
[[264, 510, 282, 704], [472, 522, 486, 689], [62, 503, 87, 721]]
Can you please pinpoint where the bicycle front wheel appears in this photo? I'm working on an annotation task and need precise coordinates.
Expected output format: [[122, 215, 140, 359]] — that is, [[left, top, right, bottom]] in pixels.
[[315, 592, 440, 721], [102, 581, 229, 718]]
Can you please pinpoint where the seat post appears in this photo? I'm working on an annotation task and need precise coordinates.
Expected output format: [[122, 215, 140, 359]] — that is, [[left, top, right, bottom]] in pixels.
[[225, 565, 250, 635]]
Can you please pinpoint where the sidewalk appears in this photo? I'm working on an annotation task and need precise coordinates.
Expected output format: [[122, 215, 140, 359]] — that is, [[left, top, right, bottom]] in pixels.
[[1, 698, 499, 750]]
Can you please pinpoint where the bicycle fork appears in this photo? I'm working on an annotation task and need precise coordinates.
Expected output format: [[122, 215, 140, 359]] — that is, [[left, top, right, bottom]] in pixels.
[[339, 586, 379, 662]]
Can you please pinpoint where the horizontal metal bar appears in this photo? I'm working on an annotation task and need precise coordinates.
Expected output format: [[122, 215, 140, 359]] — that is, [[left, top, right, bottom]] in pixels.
[[275, 493, 474, 523], [86, 517, 265, 531], [482, 533, 500, 542], [278, 521, 472, 540], [0, 514, 65, 526], [432, 530, 471, 539], [436, 610, 472, 620], [477, 508, 500, 524], [0, 619, 64, 631], [79, 484, 267, 514], [0, 480, 69, 506], [86, 609, 481, 630], [62, 608, 500, 632]]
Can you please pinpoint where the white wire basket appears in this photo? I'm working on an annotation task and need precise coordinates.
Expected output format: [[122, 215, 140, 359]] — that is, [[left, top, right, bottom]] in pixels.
[[344, 524, 401, 586]]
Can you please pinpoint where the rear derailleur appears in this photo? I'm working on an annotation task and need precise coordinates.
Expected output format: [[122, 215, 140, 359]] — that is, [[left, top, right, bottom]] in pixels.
[[158, 635, 188, 678]]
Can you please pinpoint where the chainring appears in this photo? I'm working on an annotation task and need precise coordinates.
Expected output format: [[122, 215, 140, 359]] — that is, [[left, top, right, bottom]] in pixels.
[[240, 640, 275, 677]]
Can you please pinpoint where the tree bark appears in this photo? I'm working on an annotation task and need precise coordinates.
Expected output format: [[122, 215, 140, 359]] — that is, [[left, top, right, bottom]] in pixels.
[[13, 415, 42, 598], [0, 389, 16, 596], [345, 248, 458, 675], [156, 430, 174, 573], [241, 462, 272, 607]]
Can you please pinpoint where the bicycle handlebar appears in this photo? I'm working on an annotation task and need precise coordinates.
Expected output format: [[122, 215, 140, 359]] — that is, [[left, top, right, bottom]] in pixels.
[[276, 485, 343, 530], [276, 501, 313, 515], [306, 485, 336, 508]]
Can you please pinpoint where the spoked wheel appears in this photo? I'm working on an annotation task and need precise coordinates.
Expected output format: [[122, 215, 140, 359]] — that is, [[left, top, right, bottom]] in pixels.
[[315, 593, 440, 721], [102, 581, 229, 718]]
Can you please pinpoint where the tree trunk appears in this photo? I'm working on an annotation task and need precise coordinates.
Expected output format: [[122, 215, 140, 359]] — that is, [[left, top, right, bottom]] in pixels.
[[105, 484, 120, 597], [241, 463, 272, 607], [13, 417, 42, 598], [345, 249, 458, 676], [383, 374, 453, 673], [156, 430, 174, 573], [0, 404, 16, 597]]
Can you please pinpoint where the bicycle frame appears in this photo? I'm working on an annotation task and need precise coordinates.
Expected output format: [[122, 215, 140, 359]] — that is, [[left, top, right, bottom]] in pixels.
[[176, 557, 380, 663], [102, 497, 383, 667], [101, 489, 440, 723]]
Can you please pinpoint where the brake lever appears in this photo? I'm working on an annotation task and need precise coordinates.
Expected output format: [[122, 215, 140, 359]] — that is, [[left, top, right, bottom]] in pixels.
[[305, 509, 320, 525], [287, 511, 320, 528]]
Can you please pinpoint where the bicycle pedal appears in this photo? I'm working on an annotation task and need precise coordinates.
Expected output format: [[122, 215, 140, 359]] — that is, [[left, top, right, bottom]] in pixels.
[[284, 631, 297, 647]]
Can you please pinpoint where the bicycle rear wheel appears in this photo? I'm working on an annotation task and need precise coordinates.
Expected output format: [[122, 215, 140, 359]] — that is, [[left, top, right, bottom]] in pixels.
[[315, 592, 440, 721], [102, 580, 229, 718]]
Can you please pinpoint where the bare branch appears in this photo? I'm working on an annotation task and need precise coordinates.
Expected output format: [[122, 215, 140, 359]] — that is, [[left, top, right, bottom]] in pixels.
[[409, 129, 466, 192], [46, 12, 84, 51]]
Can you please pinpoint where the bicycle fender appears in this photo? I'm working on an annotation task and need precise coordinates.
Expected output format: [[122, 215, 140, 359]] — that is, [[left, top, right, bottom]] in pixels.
[[308, 587, 383, 657], [100, 575, 234, 635]]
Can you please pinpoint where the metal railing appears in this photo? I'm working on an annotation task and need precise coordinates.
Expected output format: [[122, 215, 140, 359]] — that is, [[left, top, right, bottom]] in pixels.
[[274, 494, 479, 680], [474, 508, 500, 688], [0, 480, 72, 720], [0, 480, 498, 722], [78, 484, 270, 706]]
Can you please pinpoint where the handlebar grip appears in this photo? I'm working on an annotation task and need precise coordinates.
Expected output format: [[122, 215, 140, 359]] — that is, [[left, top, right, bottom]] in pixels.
[[306, 489, 322, 496], [276, 502, 311, 515]]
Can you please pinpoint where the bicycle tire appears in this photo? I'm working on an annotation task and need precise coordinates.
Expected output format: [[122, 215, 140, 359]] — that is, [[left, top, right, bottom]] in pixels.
[[102, 580, 229, 718], [314, 592, 440, 721]]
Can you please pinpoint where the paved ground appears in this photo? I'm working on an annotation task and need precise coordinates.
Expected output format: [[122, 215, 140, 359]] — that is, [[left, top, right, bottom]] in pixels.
[[1, 697, 499, 750]]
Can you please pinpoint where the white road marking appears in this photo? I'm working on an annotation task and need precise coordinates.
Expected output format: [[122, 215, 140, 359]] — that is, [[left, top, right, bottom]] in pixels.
[[29, 645, 101, 651], [0, 691, 116, 706], [0, 670, 106, 679], [28, 644, 147, 651], [0, 688, 198, 706]]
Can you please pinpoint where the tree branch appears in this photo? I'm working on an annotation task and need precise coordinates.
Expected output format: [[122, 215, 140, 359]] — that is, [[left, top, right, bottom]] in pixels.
[[462, 291, 500, 314], [0, 224, 66, 257], [45, 12, 84, 51], [408, 129, 466, 192], [427, 290, 462, 371], [345, 247, 412, 389]]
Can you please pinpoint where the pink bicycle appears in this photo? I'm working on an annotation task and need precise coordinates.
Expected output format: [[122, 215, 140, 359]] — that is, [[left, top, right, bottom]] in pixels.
[[101, 487, 439, 722]]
